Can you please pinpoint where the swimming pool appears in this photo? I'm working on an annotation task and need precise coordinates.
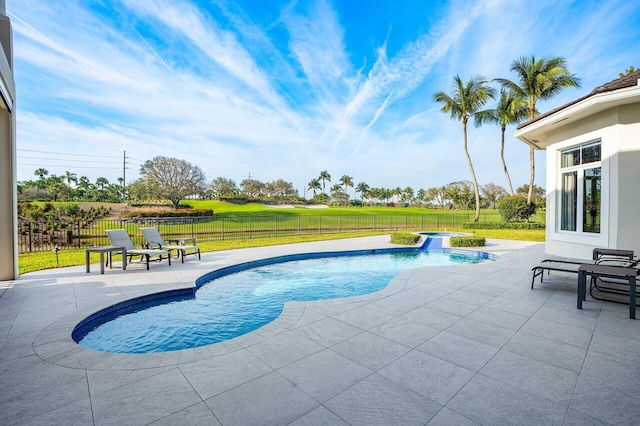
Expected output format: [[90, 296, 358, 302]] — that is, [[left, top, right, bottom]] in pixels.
[[73, 241, 494, 354]]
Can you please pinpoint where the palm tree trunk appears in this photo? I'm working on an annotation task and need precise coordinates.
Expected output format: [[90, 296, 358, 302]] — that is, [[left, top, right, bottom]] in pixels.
[[462, 120, 481, 222], [527, 103, 536, 205], [527, 146, 535, 204], [500, 125, 514, 195]]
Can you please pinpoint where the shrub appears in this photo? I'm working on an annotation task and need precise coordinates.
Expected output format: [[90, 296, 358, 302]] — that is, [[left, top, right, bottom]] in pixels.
[[498, 195, 537, 222], [390, 232, 420, 245], [461, 222, 545, 230], [119, 208, 213, 218], [450, 236, 485, 247]]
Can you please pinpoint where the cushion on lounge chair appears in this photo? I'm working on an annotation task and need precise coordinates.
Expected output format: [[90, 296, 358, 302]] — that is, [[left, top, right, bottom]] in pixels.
[[106, 229, 171, 270], [140, 227, 201, 263]]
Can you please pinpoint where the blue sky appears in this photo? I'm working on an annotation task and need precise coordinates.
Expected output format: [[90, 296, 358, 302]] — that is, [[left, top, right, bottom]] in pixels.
[[10, 0, 640, 196]]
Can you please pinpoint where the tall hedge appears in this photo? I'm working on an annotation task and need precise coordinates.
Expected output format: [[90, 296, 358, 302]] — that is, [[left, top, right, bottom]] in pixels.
[[498, 195, 537, 222]]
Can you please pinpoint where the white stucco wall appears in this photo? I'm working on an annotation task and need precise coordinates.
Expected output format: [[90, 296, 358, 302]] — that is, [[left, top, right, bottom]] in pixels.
[[541, 103, 640, 259], [613, 103, 640, 254], [0, 10, 15, 280]]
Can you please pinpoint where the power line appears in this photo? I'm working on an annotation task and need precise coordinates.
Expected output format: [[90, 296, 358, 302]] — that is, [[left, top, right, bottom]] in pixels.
[[18, 156, 122, 164], [18, 163, 129, 170], [17, 148, 123, 159]]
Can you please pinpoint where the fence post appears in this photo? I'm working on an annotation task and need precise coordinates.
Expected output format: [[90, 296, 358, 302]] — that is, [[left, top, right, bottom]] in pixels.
[[249, 216, 252, 239], [373, 215, 376, 230], [28, 222, 32, 252], [338, 216, 341, 233], [298, 216, 300, 235], [222, 217, 225, 240], [77, 220, 81, 248], [191, 218, 195, 239], [275, 216, 278, 237], [319, 216, 322, 234]]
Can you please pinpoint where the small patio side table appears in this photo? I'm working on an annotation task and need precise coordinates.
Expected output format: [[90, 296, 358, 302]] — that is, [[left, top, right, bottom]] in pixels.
[[167, 237, 196, 246], [86, 246, 127, 274], [578, 264, 638, 319]]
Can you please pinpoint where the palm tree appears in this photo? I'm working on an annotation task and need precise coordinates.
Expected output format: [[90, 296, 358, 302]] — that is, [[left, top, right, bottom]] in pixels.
[[475, 89, 528, 195], [307, 178, 321, 197], [62, 170, 77, 196], [495, 56, 580, 203], [355, 182, 370, 205], [34, 168, 48, 188], [339, 175, 354, 205], [330, 183, 344, 205], [95, 177, 109, 202], [318, 170, 331, 194], [434, 75, 495, 222]]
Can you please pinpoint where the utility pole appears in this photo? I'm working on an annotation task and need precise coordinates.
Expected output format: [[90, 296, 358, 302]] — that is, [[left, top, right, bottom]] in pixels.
[[122, 150, 127, 202]]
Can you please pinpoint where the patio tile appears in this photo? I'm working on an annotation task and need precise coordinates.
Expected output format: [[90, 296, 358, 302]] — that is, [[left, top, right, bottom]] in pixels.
[[13, 398, 93, 426], [390, 286, 451, 306], [278, 349, 371, 403], [369, 316, 440, 347], [447, 375, 567, 425], [426, 407, 479, 425], [417, 332, 499, 372], [87, 366, 175, 395], [400, 306, 463, 331], [441, 290, 494, 306], [325, 373, 441, 426], [150, 401, 220, 426], [247, 330, 323, 369], [364, 295, 420, 316], [484, 296, 545, 317], [91, 368, 201, 426], [205, 371, 318, 425], [594, 312, 640, 342], [532, 305, 599, 330], [289, 307, 327, 328], [479, 351, 579, 406], [288, 405, 349, 426], [502, 331, 587, 373], [330, 331, 411, 371], [378, 350, 474, 405], [424, 297, 479, 316], [463, 306, 529, 331], [178, 349, 272, 399], [520, 317, 593, 348], [444, 317, 516, 348], [589, 331, 640, 363], [0, 355, 89, 424], [562, 409, 609, 425], [293, 317, 362, 347], [333, 306, 395, 329], [570, 350, 640, 425]]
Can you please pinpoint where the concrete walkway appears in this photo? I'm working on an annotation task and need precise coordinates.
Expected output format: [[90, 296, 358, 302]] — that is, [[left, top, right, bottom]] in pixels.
[[1, 236, 639, 425]]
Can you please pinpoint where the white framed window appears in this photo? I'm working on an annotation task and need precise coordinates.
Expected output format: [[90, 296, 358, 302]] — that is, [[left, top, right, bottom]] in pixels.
[[559, 140, 601, 234]]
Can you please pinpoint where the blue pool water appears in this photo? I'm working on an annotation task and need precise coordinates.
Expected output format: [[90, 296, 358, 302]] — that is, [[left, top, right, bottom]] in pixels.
[[74, 242, 493, 353]]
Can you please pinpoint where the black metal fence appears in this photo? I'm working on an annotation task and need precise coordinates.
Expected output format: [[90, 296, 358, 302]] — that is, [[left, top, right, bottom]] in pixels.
[[17, 212, 540, 253]]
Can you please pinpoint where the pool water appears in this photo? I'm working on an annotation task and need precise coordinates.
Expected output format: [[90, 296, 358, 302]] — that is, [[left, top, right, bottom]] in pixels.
[[75, 246, 492, 353]]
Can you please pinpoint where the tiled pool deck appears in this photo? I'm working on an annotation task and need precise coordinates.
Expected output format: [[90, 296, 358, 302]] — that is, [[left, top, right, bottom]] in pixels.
[[1, 236, 639, 425]]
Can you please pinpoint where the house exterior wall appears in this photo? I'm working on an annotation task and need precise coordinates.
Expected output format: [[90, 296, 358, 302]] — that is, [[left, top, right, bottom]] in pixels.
[[543, 103, 640, 259], [614, 103, 640, 254], [0, 7, 16, 281]]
